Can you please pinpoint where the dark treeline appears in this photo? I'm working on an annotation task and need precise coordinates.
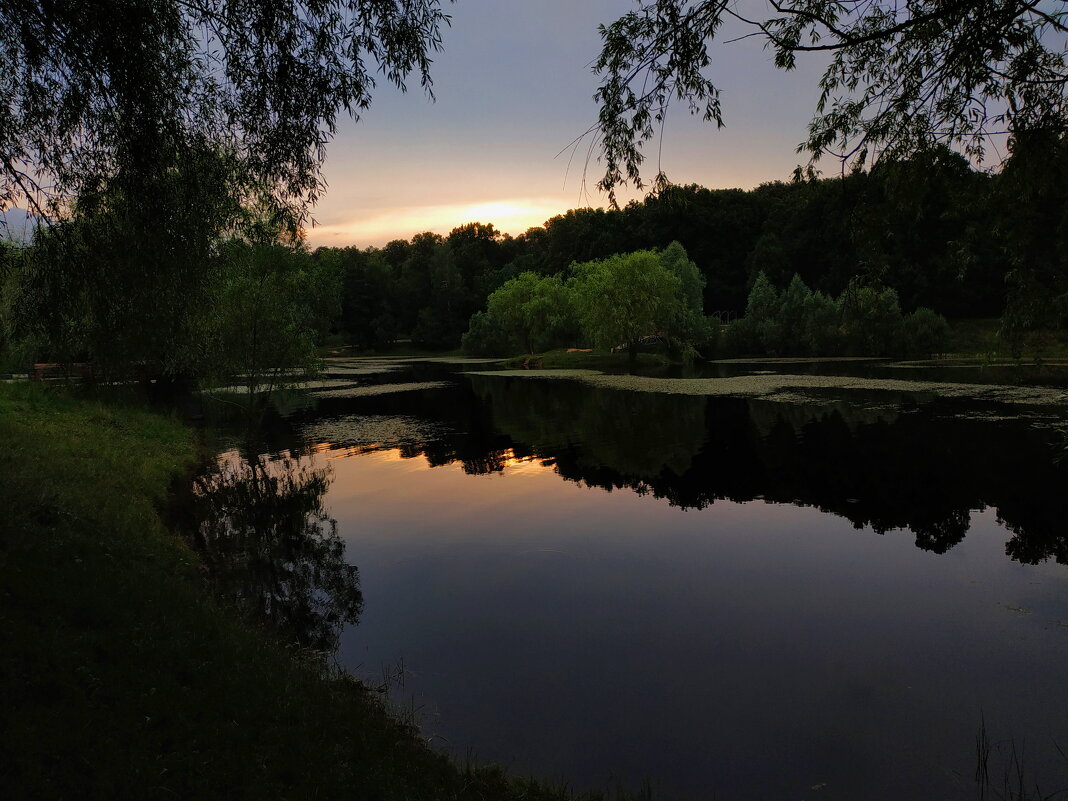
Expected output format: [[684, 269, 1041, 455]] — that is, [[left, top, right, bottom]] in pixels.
[[2, 139, 1064, 377], [323, 140, 1068, 351]]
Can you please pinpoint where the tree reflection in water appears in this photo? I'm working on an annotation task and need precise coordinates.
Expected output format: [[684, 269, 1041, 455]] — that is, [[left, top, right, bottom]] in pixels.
[[323, 372, 1068, 565], [188, 453, 362, 653]]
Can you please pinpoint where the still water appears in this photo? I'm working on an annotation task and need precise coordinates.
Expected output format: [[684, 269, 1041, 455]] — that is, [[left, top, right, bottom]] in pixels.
[[195, 359, 1068, 800]]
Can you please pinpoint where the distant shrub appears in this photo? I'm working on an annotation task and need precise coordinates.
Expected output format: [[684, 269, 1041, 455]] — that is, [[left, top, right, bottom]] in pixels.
[[744, 271, 781, 353], [693, 315, 722, 357], [903, 307, 951, 356]]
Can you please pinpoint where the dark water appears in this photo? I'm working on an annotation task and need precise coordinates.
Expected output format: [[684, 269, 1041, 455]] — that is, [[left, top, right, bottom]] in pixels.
[[684, 357, 1068, 388], [191, 359, 1068, 800]]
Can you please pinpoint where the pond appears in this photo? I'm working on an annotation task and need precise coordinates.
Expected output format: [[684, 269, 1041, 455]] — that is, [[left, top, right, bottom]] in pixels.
[[191, 357, 1068, 801]]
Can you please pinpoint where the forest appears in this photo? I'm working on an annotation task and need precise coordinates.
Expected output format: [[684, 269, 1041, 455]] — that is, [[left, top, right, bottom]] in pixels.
[[6, 139, 1065, 381], [328, 137, 1065, 354]]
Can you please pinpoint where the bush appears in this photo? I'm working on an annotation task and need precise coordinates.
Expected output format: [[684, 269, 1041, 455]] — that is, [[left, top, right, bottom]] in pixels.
[[744, 271, 781, 353], [0, 336, 42, 373], [904, 307, 951, 356], [692, 316, 722, 357]]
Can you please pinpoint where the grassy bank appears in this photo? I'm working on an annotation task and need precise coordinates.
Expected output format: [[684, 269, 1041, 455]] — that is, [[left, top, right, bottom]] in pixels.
[[505, 349, 671, 371], [0, 383, 624, 801], [948, 318, 1068, 360]]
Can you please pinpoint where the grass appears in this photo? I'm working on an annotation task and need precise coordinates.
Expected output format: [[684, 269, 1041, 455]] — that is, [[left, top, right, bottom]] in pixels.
[[0, 382, 642, 801]]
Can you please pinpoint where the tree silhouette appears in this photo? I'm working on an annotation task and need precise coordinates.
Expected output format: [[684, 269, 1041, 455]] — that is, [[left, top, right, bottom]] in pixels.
[[187, 454, 362, 654], [1, 0, 451, 221], [592, 1, 1068, 201]]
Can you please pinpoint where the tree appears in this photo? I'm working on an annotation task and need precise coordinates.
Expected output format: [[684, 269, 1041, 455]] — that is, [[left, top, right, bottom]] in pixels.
[[461, 310, 510, 357], [724, 270, 777, 354], [658, 240, 710, 354], [1, 0, 451, 222], [803, 289, 841, 355], [659, 241, 705, 320], [205, 241, 340, 407], [476, 271, 577, 354], [994, 128, 1068, 347], [903, 307, 952, 356], [13, 148, 243, 380], [412, 243, 467, 348], [592, 1, 1068, 201], [447, 222, 512, 299], [839, 278, 904, 356], [331, 247, 396, 350], [572, 250, 682, 362], [524, 274, 581, 352], [775, 274, 814, 355], [188, 453, 362, 653]]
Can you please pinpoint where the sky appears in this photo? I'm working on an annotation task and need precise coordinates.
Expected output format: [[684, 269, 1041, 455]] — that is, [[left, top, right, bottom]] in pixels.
[[306, 0, 829, 249]]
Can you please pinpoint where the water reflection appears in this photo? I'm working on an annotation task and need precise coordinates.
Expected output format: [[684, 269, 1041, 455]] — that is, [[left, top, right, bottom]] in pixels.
[[298, 371, 1068, 566], [189, 362, 1068, 799], [186, 453, 363, 652]]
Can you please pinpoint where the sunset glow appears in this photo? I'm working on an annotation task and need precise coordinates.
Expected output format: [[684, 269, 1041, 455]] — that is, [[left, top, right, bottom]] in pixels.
[[307, 198, 568, 248]]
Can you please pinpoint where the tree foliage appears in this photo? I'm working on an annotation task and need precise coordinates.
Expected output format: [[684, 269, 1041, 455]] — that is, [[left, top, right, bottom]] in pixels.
[[461, 243, 705, 360], [904, 307, 953, 357], [592, 0, 1068, 201], [658, 239, 709, 346], [206, 241, 341, 404], [12, 150, 242, 378], [463, 272, 577, 356], [726, 271, 950, 357], [1, 0, 451, 220], [994, 128, 1068, 343], [571, 249, 683, 360]]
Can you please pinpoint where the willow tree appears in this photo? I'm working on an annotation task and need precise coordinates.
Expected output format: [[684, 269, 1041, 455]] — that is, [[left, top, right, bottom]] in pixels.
[[2, 0, 451, 376], [572, 250, 683, 362], [1, 0, 452, 222], [592, 1, 1068, 202]]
